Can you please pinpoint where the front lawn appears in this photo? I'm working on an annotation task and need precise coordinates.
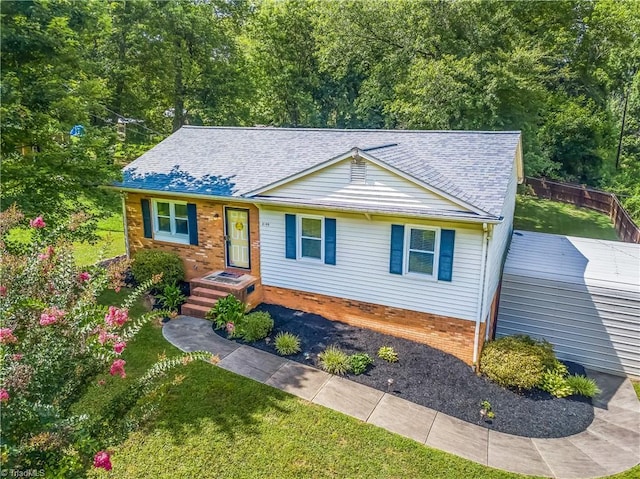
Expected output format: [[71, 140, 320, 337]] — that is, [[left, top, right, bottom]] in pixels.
[[514, 195, 618, 240], [76, 292, 639, 479], [83, 329, 525, 479], [5, 213, 125, 266], [73, 214, 125, 266]]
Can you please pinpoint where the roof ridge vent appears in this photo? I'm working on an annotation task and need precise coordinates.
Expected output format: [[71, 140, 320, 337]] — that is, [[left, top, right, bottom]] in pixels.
[[362, 143, 398, 152]]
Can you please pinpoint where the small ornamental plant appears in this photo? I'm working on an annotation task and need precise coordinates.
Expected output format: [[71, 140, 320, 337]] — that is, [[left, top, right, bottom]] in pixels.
[[566, 374, 601, 398], [274, 332, 301, 356], [318, 345, 352, 375], [0, 208, 211, 476], [238, 311, 274, 342], [377, 346, 399, 363], [349, 353, 374, 375], [480, 400, 496, 422], [206, 294, 246, 330]]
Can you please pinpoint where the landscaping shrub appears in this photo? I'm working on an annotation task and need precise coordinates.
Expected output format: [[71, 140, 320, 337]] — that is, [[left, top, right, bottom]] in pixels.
[[239, 311, 273, 342], [377, 346, 399, 363], [566, 374, 601, 398], [480, 335, 556, 390], [131, 250, 184, 288], [349, 353, 373, 375], [274, 332, 301, 356], [0, 209, 209, 475], [156, 282, 186, 312], [318, 346, 352, 375], [206, 295, 245, 330], [539, 360, 573, 398]]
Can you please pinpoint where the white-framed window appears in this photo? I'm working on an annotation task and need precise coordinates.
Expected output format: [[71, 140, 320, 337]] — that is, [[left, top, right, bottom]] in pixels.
[[153, 199, 189, 244], [405, 226, 439, 277], [298, 215, 324, 260]]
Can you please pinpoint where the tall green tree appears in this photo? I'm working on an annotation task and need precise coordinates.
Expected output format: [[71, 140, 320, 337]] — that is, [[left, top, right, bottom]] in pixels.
[[1, 0, 120, 224], [105, 0, 251, 133]]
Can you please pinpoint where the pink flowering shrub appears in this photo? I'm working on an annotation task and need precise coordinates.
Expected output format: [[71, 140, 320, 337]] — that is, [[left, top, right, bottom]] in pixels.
[[39, 306, 66, 326], [104, 306, 129, 327], [29, 216, 46, 228], [109, 359, 127, 378], [93, 451, 112, 471], [0, 327, 18, 344], [0, 211, 211, 476], [113, 341, 126, 354]]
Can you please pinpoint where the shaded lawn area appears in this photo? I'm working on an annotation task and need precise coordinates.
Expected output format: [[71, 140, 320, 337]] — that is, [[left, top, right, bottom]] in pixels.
[[5, 213, 125, 267], [77, 290, 640, 479], [514, 195, 618, 240], [73, 214, 125, 266]]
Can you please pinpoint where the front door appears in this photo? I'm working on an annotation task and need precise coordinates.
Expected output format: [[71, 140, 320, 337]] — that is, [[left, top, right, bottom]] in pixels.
[[225, 208, 250, 269]]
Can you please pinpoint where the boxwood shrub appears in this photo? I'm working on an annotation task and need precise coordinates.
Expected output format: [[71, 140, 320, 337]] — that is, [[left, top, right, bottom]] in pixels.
[[131, 250, 185, 289], [480, 335, 556, 390], [239, 311, 274, 342]]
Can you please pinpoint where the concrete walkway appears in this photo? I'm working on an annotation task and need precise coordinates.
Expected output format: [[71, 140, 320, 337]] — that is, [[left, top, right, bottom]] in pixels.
[[163, 316, 640, 479]]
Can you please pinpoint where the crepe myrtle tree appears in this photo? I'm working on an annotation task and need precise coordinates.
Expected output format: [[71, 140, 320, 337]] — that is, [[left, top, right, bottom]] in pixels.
[[0, 206, 212, 476]]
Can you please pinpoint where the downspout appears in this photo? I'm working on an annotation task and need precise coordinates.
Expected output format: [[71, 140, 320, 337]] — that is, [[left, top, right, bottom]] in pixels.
[[472, 223, 491, 370], [121, 193, 130, 259]]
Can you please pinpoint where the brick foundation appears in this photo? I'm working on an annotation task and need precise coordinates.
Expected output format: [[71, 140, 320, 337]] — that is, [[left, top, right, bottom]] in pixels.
[[263, 285, 479, 365]]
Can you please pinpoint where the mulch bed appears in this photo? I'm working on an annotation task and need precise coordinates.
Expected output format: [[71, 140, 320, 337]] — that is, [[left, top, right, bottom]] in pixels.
[[215, 304, 595, 438]]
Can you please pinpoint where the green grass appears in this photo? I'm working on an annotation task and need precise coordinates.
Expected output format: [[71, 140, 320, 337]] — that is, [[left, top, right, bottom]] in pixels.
[[77, 290, 640, 479], [514, 195, 618, 240], [633, 380, 640, 401], [74, 214, 125, 266], [71, 288, 161, 417], [5, 214, 125, 266]]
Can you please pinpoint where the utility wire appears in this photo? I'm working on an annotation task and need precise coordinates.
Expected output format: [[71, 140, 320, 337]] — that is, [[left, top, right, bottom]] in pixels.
[[101, 105, 166, 137]]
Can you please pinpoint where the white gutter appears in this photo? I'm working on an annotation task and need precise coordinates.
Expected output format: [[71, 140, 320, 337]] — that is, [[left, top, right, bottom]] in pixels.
[[107, 186, 503, 226], [121, 193, 130, 259], [472, 222, 491, 369]]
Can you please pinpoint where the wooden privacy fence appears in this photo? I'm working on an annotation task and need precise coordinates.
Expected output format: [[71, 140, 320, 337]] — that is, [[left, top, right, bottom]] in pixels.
[[525, 177, 640, 243]]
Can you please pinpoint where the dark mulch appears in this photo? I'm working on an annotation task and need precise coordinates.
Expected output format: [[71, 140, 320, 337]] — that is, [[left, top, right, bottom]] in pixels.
[[215, 304, 595, 438]]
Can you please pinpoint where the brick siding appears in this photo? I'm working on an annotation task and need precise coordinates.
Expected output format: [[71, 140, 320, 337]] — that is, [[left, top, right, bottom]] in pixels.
[[125, 193, 262, 290], [263, 285, 480, 365]]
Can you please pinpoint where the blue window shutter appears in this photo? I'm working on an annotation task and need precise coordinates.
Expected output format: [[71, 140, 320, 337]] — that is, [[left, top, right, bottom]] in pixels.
[[389, 224, 405, 274], [438, 229, 455, 281], [325, 218, 336, 265], [187, 203, 198, 245], [285, 214, 296, 259], [141, 199, 152, 239]]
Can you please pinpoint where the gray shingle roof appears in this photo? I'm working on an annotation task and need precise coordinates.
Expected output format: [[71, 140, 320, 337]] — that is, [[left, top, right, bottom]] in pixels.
[[119, 126, 521, 217]]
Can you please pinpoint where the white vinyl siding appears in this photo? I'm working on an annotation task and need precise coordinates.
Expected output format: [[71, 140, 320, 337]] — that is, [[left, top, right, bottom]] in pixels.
[[260, 207, 484, 321], [260, 159, 469, 212], [482, 161, 518, 321], [152, 199, 189, 244]]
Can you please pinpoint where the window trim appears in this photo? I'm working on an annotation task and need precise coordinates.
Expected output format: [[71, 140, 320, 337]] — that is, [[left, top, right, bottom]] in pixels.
[[152, 199, 190, 244], [403, 225, 440, 279], [297, 214, 324, 261]]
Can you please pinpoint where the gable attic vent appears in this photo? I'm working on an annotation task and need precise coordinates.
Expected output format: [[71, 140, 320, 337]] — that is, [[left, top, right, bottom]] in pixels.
[[350, 157, 367, 183]]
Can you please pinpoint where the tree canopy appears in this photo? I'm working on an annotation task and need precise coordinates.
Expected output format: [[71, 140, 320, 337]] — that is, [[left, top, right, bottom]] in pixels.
[[1, 0, 638, 221]]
